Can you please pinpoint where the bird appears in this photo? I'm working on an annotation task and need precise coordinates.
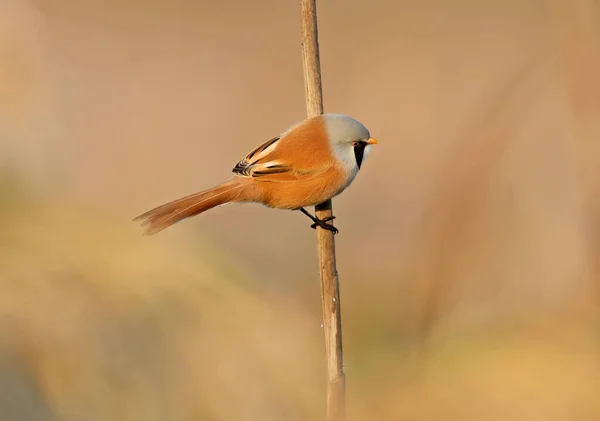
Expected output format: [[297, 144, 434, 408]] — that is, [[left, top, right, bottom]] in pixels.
[[133, 113, 378, 235]]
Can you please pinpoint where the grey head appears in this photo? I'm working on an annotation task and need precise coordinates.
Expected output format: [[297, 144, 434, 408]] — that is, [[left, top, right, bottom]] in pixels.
[[322, 114, 378, 171]]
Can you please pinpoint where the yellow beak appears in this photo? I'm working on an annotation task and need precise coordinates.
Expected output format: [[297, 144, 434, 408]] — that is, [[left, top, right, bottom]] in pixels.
[[366, 138, 379, 145]]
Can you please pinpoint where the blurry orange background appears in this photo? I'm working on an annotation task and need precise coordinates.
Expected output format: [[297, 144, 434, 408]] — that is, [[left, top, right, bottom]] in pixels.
[[1, 0, 599, 420]]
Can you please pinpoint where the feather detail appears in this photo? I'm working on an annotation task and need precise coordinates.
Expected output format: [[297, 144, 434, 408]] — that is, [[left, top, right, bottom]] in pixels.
[[232, 136, 281, 176], [133, 179, 244, 235]]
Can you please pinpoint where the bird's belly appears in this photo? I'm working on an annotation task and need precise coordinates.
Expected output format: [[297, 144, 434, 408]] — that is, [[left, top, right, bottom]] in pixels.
[[256, 173, 351, 209]]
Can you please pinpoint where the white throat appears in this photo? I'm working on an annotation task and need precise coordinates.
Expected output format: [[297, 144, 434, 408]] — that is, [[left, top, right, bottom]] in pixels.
[[329, 144, 362, 190]]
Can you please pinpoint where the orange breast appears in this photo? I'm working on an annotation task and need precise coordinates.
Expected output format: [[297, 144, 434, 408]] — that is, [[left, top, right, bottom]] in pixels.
[[251, 164, 351, 209]]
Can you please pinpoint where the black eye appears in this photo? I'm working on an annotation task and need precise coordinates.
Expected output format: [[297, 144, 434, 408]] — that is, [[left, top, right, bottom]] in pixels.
[[352, 141, 361, 147]]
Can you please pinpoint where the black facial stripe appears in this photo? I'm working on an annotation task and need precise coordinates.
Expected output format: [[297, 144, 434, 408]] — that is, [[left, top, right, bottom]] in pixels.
[[353, 142, 366, 169]]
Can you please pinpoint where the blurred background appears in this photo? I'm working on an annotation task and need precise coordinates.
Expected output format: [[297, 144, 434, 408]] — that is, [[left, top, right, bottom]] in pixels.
[[1, 0, 599, 419]]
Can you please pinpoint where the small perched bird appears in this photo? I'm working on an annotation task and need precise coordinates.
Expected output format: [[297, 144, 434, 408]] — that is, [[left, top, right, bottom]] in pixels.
[[133, 113, 378, 235]]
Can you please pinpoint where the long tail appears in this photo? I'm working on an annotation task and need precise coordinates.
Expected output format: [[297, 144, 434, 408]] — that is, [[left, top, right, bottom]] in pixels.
[[133, 179, 244, 235]]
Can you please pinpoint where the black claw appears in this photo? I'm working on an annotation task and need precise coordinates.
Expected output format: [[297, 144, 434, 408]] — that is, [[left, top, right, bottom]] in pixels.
[[299, 207, 339, 234], [310, 219, 339, 235]]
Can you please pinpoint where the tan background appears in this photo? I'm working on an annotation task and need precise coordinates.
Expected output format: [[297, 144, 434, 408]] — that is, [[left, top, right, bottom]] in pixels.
[[1, 0, 599, 420]]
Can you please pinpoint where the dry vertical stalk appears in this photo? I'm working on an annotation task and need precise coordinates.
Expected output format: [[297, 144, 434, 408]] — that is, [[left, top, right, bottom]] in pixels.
[[299, 1, 346, 421]]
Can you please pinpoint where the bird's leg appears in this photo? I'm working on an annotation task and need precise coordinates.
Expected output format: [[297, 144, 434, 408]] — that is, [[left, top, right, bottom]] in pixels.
[[298, 208, 339, 234]]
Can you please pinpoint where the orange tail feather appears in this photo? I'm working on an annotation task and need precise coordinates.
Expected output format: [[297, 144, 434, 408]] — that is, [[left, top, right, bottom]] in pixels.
[[133, 179, 244, 235]]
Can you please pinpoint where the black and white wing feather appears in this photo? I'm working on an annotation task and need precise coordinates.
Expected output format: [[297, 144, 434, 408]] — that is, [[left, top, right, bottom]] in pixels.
[[232, 136, 288, 178]]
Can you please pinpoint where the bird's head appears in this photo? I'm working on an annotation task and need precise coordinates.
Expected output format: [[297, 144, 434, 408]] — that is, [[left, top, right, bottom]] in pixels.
[[322, 114, 378, 170]]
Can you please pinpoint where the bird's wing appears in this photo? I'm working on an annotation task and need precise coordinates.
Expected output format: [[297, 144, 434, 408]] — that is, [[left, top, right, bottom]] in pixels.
[[232, 135, 281, 177], [232, 134, 331, 182]]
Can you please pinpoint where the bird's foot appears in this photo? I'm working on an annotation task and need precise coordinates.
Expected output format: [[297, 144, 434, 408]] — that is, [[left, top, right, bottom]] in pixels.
[[310, 216, 338, 234], [298, 208, 339, 234]]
